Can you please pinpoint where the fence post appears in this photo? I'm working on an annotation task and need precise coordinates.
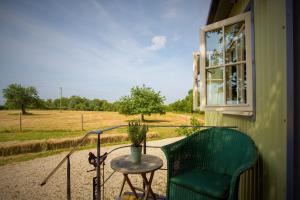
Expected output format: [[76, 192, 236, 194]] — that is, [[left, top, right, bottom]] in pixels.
[[81, 114, 83, 131], [143, 131, 147, 192], [19, 112, 22, 132], [67, 155, 71, 200], [96, 133, 101, 200]]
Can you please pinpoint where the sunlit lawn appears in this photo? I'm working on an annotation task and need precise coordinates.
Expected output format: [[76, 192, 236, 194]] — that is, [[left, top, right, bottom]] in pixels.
[[0, 110, 204, 142], [0, 110, 204, 165]]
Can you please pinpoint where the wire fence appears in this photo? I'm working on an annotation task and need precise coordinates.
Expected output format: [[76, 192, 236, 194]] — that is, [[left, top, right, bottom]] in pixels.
[[0, 110, 201, 133]]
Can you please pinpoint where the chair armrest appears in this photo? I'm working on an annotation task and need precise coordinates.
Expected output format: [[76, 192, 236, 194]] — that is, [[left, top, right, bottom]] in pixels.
[[161, 137, 188, 156], [162, 136, 196, 178], [228, 159, 258, 200]]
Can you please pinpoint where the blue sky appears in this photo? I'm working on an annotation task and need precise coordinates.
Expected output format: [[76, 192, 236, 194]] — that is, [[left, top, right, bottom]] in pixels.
[[0, 0, 210, 104]]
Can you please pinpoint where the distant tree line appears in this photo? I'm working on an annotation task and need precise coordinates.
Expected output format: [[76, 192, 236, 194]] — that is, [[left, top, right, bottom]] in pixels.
[[167, 89, 194, 113], [1, 83, 199, 114], [37, 96, 119, 111], [2, 95, 119, 112], [1, 83, 118, 113]]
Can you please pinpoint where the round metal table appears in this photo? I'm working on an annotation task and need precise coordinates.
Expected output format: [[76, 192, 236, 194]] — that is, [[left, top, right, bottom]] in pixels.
[[111, 154, 163, 200]]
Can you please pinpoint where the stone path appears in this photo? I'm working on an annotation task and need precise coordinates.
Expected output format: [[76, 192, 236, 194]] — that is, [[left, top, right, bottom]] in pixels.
[[0, 137, 182, 200]]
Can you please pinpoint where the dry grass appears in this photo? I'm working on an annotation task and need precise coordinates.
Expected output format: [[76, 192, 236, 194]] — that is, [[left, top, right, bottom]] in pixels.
[[0, 110, 204, 159], [0, 110, 200, 133], [0, 110, 204, 165], [0, 132, 159, 156]]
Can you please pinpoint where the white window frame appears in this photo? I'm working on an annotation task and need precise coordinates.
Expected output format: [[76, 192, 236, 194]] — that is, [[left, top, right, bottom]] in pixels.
[[193, 52, 200, 111], [199, 12, 254, 116]]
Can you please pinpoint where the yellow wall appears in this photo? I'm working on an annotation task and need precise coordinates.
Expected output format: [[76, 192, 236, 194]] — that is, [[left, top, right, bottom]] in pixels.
[[205, 0, 287, 199]]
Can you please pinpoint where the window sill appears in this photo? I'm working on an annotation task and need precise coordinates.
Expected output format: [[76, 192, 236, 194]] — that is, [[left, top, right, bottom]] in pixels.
[[222, 111, 253, 117], [201, 105, 254, 117]]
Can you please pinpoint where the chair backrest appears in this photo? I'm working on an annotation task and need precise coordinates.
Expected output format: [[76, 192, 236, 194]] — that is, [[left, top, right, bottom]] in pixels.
[[190, 127, 257, 176]]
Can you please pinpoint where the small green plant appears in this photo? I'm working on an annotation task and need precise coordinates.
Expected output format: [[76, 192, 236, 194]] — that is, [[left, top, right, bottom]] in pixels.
[[128, 122, 148, 147], [175, 116, 203, 136], [190, 116, 202, 132]]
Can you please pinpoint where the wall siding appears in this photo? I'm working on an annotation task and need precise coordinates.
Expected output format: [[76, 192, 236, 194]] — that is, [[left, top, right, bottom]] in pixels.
[[204, 0, 287, 199]]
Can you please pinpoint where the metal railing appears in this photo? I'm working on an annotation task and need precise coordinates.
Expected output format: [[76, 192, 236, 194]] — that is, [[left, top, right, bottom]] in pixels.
[[40, 124, 237, 200]]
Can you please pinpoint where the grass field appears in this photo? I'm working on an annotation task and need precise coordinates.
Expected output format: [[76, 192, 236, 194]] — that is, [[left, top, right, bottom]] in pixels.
[[0, 110, 204, 165], [0, 110, 204, 142]]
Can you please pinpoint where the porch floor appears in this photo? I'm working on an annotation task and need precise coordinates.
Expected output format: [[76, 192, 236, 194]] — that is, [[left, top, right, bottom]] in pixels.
[[0, 137, 182, 200]]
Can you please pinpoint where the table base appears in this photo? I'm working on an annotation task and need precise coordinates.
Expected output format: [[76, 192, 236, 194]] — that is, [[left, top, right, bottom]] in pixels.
[[116, 192, 166, 200], [118, 171, 157, 200]]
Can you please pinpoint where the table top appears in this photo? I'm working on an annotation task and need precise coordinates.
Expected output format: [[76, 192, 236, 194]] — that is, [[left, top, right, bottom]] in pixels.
[[110, 154, 163, 174]]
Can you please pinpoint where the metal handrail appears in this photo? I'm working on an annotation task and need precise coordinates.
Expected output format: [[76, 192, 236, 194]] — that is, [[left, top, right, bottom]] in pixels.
[[40, 131, 92, 186], [40, 125, 128, 186], [40, 124, 237, 200]]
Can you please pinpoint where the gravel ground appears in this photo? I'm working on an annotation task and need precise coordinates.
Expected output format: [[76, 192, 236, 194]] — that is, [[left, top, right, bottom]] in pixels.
[[0, 137, 182, 200]]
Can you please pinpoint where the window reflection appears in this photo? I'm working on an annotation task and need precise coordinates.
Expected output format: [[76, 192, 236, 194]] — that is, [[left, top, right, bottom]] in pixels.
[[206, 68, 224, 105], [225, 22, 245, 63], [225, 64, 247, 104], [204, 21, 248, 107], [205, 28, 223, 67]]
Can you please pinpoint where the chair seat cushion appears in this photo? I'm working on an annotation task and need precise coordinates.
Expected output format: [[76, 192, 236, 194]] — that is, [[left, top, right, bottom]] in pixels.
[[170, 169, 231, 199]]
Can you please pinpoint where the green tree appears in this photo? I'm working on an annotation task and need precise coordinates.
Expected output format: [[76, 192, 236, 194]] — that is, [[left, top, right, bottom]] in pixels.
[[118, 85, 166, 121], [68, 96, 85, 110], [3, 83, 40, 114], [168, 89, 194, 113], [52, 97, 70, 110], [89, 99, 104, 111], [44, 99, 55, 109], [101, 100, 113, 111]]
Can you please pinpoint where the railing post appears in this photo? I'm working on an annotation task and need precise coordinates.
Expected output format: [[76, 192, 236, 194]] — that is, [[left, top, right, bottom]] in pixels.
[[142, 130, 147, 194], [143, 126, 147, 155], [67, 155, 71, 200], [102, 162, 105, 200], [96, 133, 101, 200], [143, 136, 146, 155]]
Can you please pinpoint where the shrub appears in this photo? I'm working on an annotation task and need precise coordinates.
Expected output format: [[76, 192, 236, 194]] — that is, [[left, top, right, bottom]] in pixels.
[[176, 116, 204, 136]]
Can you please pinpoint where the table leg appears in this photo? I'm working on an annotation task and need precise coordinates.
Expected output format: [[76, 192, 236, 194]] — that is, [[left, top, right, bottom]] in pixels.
[[118, 176, 126, 197], [142, 173, 150, 200], [141, 172, 156, 200], [124, 174, 139, 199], [147, 172, 156, 200]]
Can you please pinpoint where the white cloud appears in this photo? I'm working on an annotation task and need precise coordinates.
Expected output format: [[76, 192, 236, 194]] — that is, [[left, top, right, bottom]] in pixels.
[[148, 36, 167, 51]]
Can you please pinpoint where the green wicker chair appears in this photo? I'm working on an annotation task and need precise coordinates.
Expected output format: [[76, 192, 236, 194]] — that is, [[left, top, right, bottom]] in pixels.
[[162, 127, 257, 200]]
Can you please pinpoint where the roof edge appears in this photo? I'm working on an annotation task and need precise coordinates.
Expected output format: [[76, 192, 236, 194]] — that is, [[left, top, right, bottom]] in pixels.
[[206, 0, 220, 25]]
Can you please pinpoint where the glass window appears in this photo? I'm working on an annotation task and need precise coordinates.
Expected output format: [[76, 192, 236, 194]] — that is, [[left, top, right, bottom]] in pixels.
[[225, 22, 246, 63], [206, 68, 224, 105], [225, 64, 247, 104], [206, 28, 223, 67], [198, 12, 253, 115], [205, 21, 247, 106]]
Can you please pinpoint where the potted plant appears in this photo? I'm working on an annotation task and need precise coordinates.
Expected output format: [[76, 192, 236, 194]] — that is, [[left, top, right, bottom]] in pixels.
[[128, 121, 148, 164]]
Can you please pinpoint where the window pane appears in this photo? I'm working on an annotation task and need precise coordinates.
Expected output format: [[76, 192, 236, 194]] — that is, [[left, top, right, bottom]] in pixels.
[[205, 28, 223, 67], [225, 64, 247, 104], [225, 22, 245, 63], [206, 68, 224, 105]]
